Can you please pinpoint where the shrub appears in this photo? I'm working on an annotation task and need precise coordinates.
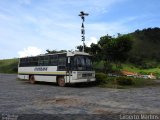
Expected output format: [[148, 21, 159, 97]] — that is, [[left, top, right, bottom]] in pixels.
[[95, 73, 108, 84], [115, 77, 134, 85]]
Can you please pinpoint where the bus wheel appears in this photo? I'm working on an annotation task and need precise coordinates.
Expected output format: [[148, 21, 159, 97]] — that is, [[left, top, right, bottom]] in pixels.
[[57, 77, 65, 87], [29, 75, 36, 84]]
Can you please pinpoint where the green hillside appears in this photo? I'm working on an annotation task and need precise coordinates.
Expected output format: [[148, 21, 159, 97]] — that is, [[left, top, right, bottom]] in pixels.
[[128, 27, 160, 68], [0, 58, 18, 73]]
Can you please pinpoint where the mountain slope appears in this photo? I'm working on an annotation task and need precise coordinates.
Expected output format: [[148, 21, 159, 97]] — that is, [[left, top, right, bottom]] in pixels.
[[128, 27, 160, 68], [0, 58, 18, 73]]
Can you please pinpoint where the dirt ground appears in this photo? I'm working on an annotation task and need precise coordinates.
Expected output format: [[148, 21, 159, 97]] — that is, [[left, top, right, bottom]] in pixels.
[[0, 74, 160, 119]]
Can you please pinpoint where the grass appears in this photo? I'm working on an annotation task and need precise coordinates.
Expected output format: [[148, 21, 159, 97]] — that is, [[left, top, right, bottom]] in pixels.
[[92, 61, 160, 89], [94, 61, 160, 78], [96, 75, 160, 89], [121, 63, 160, 78], [0, 58, 18, 73]]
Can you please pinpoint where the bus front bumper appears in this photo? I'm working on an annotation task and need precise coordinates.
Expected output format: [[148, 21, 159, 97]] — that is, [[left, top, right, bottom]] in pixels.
[[70, 78, 96, 83]]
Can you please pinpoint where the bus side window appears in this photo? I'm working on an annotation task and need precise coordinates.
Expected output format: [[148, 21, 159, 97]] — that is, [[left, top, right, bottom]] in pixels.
[[38, 56, 44, 66], [43, 56, 49, 66], [19, 58, 24, 67], [38, 56, 49, 66], [32, 57, 38, 66], [20, 58, 29, 67], [58, 54, 66, 70], [28, 57, 38, 66], [49, 55, 58, 66]]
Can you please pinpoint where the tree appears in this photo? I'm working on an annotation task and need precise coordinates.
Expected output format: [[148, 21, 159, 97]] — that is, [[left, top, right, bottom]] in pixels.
[[98, 34, 112, 48], [90, 43, 101, 55], [76, 44, 91, 53], [73, 33, 133, 73], [103, 35, 132, 70], [96, 35, 114, 73], [87, 43, 100, 61], [76, 45, 83, 52]]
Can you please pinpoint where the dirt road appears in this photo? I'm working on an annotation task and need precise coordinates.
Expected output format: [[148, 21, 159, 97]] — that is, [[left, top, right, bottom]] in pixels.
[[0, 74, 160, 119]]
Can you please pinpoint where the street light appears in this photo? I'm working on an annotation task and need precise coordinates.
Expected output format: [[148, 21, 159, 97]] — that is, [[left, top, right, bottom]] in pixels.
[[78, 11, 89, 52]]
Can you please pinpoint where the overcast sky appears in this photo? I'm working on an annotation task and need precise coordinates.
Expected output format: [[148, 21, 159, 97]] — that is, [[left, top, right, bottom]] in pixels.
[[0, 0, 160, 59]]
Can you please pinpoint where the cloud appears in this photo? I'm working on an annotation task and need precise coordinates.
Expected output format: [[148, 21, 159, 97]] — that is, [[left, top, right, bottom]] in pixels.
[[86, 37, 98, 47], [18, 46, 43, 58], [0, 0, 131, 58]]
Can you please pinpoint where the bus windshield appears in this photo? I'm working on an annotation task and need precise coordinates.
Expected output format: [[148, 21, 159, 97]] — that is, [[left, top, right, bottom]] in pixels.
[[71, 55, 93, 71]]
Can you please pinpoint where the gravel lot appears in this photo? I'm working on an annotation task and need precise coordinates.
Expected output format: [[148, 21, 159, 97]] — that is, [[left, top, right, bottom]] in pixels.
[[0, 74, 160, 119]]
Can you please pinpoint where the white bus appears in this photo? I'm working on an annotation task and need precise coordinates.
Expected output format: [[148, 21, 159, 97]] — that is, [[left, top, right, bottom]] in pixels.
[[18, 51, 95, 86]]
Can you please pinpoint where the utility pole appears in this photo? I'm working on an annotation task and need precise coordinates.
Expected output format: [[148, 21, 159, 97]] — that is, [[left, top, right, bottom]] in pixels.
[[78, 11, 89, 52]]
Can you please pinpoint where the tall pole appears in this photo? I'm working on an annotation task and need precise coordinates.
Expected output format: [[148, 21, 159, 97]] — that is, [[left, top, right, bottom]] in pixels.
[[79, 11, 89, 52]]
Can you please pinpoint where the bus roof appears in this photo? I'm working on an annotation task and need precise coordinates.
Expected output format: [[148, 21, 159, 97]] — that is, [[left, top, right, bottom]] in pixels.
[[67, 51, 90, 56], [19, 51, 90, 58]]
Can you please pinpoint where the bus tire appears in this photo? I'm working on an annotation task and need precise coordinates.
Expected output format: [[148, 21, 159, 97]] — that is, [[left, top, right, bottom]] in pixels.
[[57, 77, 65, 87], [29, 75, 36, 84]]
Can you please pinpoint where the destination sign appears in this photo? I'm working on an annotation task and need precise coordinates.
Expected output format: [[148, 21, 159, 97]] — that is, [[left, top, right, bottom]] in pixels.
[[34, 67, 48, 71]]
